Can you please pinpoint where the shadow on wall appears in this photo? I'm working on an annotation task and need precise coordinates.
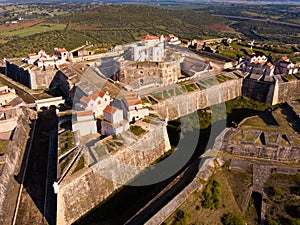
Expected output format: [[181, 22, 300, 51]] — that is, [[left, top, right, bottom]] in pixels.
[[14, 108, 58, 225]]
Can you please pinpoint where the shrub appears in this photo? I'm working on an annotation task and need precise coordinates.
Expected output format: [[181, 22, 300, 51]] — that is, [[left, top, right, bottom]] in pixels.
[[222, 213, 245, 225], [202, 180, 222, 209], [174, 210, 191, 225]]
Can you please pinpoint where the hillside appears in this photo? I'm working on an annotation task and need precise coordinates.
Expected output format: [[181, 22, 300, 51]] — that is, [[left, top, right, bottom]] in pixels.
[[0, 4, 232, 58]]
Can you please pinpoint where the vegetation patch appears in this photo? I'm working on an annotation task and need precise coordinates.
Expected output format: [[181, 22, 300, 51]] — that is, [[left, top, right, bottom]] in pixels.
[[60, 152, 75, 173], [268, 134, 278, 143], [0, 139, 9, 155], [216, 75, 234, 83], [130, 125, 146, 136], [141, 97, 149, 104], [72, 155, 85, 174], [244, 131, 257, 141], [172, 210, 191, 225], [59, 130, 74, 156], [202, 179, 222, 209], [264, 172, 300, 225], [222, 213, 245, 225]]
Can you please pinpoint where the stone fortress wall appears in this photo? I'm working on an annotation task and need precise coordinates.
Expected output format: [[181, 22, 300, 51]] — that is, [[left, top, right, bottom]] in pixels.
[[119, 59, 181, 85], [57, 124, 170, 225], [155, 79, 243, 120], [5, 60, 57, 89], [57, 75, 300, 224], [242, 78, 300, 105], [0, 108, 36, 225]]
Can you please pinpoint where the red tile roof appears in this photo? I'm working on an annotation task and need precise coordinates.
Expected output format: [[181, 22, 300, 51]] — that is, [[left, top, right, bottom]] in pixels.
[[80, 96, 90, 104], [56, 48, 68, 53], [142, 34, 159, 41], [98, 91, 106, 98], [124, 93, 142, 106], [126, 99, 142, 106], [77, 110, 93, 117], [282, 56, 289, 61], [89, 93, 98, 101], [103, 105, 118, 115]]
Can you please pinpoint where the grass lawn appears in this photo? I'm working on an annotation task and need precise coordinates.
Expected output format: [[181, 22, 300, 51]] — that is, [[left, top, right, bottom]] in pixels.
[[0, 139, 9, 155], [239, 108, 295, 133], [244, 131, 257, 141]]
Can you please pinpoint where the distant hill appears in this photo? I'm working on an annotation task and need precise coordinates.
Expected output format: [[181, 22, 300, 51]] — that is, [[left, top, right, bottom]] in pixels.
[[0, 4, 232, 58]]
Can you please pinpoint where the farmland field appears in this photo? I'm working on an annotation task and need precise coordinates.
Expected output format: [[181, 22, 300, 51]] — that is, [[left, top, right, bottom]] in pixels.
[[0, 22, 66, 38]]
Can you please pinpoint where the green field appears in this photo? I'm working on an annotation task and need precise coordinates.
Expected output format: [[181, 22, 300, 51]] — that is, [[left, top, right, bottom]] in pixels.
[[0, 23, 66, 38]]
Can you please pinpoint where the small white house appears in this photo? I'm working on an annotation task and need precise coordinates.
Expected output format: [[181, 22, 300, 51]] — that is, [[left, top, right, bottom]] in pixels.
[[166, 34, 181, 45], [72, 110, 97, 136], [121, 93, 149, 122], [101, 105, 129, 136]]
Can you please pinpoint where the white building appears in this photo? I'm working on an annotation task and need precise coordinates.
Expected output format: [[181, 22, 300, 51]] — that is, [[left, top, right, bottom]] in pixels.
[[24, 48, 70, 68], [275, 56, 299, 75], [101, 105, 129, 136], [130, 35, 165, 62], [35, 97, 65, 111], [121, 93, 149, 122], [166, 34, 181, 45], [239, 53, 275, 76], [72, 110, 97, 136], [80, 91, 110, 118]]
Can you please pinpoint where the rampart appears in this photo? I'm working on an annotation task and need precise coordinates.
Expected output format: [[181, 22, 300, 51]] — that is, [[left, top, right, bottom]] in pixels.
[[5, 61, 31, 88], [276, 79, 300, 104], [5, 60, 57, 89], [57, 124, 170, 225], [220, 128, 300, 162], [0, 107, 36, 224], [154, 79, 243, 120], [242, 79, 275, 105], [242, 78, 300, 105]]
